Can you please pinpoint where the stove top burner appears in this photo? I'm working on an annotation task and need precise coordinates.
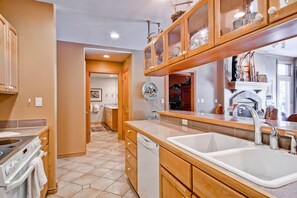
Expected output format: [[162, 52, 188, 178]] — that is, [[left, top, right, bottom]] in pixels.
[[0, 136, 36, 165]]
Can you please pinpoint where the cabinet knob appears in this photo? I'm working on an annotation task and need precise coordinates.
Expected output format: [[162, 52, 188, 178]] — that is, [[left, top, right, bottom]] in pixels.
[[127, 167, 131, 171], [41, 137, 47, 141], [127, 142, 131, 146], [127, 130, 131, 134], [268, 7, 277, 15], [182, 51, 187, 55], [127, 155, 131, 158], [255, 13, 264, 21]]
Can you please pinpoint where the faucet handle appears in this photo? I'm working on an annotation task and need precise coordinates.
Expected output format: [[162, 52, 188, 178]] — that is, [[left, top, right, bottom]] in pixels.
[[285, 132, 297, 155]]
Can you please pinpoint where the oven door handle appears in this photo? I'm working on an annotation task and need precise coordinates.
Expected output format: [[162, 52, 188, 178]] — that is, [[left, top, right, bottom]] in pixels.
[[5, 151, 47, 192]]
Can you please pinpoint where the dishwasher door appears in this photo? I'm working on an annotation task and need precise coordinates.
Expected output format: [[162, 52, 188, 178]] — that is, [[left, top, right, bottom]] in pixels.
[[137, 133, 159, 198]]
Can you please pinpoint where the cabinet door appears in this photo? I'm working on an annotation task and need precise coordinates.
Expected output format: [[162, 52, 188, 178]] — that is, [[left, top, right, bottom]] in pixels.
[[0, 15, 7, 92], [185, 0, 214, 58], [268, 0, 297, 22], [153, 33, 166, 69], [166, 19, 185, 65], [215, 0, 268, 45], [7, 24, 18, 92], [40, 145, 49, 198], [144, 44, 153, 72], [160, 166, 192, 198]]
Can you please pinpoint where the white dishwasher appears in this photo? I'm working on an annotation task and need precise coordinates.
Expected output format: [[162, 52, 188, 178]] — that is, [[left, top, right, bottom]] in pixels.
[[137, 133, 159, 198]]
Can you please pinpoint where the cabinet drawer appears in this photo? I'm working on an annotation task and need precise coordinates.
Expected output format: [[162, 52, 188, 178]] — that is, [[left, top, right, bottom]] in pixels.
[[160, 166, 192, 198], [160, 147, 192, 189], [39, 130, 49, 149], [125, 149, 137, 171], [126, 160, 137, 191], [125, 127, 137, 144], [125, 137, 137, 157], [193, 166, 246, 198]]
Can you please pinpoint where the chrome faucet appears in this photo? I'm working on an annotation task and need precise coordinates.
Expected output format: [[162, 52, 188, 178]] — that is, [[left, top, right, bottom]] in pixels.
[[228, 104, 262, 145], [285, 132, 297, 155], [263, 121, 279, 150]]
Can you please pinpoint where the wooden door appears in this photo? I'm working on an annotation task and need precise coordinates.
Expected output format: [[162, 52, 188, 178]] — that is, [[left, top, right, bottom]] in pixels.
[[7, 24, 18, 92], [86, 71, 91, 143], [269, 0, 297, 23], [160, 166, 192, 198], [122, 70, 130, 139], [0, 15, 7, 92]]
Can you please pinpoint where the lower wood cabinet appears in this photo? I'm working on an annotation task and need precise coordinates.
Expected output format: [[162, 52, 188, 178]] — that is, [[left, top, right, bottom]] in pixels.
[[160, 166, 192, 198], [39, 130, 49, 198], [192, 167, 246, 198], [124, 125, 138, 192]]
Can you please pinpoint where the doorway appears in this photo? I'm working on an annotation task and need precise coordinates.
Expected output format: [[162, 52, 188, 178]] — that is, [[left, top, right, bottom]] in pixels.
[[168, 73, 195, 111]]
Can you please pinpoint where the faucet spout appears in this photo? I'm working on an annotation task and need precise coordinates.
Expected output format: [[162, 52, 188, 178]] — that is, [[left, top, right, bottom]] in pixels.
[[229, 104, 262, 145]]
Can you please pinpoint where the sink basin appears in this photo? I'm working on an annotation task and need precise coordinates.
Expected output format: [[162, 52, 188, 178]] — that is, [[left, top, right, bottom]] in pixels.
[[0, 138, 21, 145], [167, 133, 254, 156], [208, 147, 297, 188]]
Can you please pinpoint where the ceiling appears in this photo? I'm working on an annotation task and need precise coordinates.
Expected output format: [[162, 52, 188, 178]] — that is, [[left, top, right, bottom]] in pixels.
[[85, 48, 131, 62], [39, 0, 198, 50], [90, 73, 118, 78]]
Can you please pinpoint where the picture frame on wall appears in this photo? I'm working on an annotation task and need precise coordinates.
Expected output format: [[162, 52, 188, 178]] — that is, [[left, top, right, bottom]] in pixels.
[[90, 88, 102, 102]]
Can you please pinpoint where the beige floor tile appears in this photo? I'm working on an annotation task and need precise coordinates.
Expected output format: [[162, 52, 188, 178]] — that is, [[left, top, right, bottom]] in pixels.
[[56, 183, 82, 198], [57, 168, 70, 178], [59, 171, 85, 182], [72, 174, 99, 185], [101, 161, 120, 169], [75, 163, 95, 173], [91, 177, 115, 191], [58, 180, 71, 189], [117, 174, 128, 183], [103, 170, 124, 180], [105, 181, 130, 196], [57, 159, 72, 168], [67, 156, 95, 164], [63, 162, 84, 171], [112, 163, 125, 171], [96, 192, 121, 198], [72, 188, 102, 198], [88, 167, 111, 177], [123, 189, 138, 198], [90, 159, 108, 166]]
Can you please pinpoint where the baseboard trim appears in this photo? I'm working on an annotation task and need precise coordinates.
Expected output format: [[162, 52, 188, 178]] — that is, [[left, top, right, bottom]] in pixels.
[[58, 151, 86, 158], [91, 121, 104, 124]]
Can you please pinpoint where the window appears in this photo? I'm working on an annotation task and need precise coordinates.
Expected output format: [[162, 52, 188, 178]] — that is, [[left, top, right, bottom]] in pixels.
[[277, 62, 293, 117]]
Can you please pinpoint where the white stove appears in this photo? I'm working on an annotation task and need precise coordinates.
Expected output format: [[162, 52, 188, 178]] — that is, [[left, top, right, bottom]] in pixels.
[[0, 135, 42, 198]]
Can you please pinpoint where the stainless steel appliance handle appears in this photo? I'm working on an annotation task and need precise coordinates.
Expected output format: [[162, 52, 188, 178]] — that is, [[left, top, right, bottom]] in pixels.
[[5, 151, 47, 192]]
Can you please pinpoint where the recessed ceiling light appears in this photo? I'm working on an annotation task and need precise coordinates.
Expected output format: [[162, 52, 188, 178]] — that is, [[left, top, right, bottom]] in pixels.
[[110, 32, 120, 39], [103, 54, 110, 58]]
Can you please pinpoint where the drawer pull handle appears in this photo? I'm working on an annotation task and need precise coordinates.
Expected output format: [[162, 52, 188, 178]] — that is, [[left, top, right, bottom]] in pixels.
[[127, 130, 131, 133], [128, 168, 131, 171], [127, 155, 131, 158], [41, 137, 47, 141], [127, 142, 131, 146]]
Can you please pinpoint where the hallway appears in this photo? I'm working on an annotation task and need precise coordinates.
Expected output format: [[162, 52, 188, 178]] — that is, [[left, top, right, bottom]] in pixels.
[[49, 131, 137, 198]]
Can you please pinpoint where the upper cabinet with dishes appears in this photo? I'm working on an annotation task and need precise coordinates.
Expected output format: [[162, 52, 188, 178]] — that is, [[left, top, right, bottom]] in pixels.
[[0, 14, 18, 94], [144, 0, 297, 76]]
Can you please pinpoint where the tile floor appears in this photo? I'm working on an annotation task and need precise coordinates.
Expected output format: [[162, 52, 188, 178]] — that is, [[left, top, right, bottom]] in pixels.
[[47, 131, 138, 198]]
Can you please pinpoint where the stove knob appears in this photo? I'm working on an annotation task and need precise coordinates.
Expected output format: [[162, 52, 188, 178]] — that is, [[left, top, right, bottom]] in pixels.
[[5, 163, 13, 176]]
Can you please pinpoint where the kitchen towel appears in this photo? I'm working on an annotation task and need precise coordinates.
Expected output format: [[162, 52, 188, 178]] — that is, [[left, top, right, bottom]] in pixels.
[[27, 152, 47, 198]]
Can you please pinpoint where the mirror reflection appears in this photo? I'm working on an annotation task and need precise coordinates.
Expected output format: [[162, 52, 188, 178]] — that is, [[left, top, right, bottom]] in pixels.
[[168, 36, 297, 122]]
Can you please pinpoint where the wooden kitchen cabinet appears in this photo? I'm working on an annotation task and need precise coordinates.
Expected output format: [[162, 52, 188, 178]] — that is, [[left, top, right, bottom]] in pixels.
[[215, 0, 268, 45], [193, 166, 246, 198], [160, 166, 192, 198], [0, 14, 18, 94], [165, 17, 185, 65], [153, 32, 166, 69], [39, 130, 49, 198], [268, 0, 297, 23], [184, 0, 214, 58], [144, 43, 154, 73], [124, 125, 138, 192], [104, 107, 118, 131]]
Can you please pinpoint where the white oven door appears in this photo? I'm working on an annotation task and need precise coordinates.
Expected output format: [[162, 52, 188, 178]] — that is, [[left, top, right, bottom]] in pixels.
[[0, 150, 45, 198]]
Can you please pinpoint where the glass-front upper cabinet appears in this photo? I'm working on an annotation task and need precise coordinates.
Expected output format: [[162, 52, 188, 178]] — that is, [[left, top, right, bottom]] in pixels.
[[268, 0, 297, 22], [153, 33, 166, 68], [184, 0, 214, 58], [215, 0, 268, 45], [144, 44, 153, 72], [166, 19, 185, 65]]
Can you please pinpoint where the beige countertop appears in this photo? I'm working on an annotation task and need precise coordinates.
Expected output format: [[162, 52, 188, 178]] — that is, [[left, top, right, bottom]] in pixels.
[[126, 120, 297, 198], [0, 126, 49, 136], [159, 110, 297, 135], [104, 106, 118, 110]]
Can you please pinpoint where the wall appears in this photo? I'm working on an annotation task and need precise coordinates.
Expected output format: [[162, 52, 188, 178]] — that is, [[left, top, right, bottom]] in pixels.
[[90, 77, 118, 123], [0, 0, 57, 191], [195, 61, 224, 113]]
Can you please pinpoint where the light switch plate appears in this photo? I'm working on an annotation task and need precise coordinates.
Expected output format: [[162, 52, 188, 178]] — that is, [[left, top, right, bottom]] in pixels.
[[161, 99, 164, 104], [35, 97, 43, 107], [182, 119, 188, 126]]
